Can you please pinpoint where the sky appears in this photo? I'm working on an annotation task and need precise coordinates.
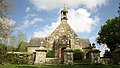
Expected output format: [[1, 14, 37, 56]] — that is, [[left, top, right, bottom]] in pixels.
[[10, 0, 119, 56]]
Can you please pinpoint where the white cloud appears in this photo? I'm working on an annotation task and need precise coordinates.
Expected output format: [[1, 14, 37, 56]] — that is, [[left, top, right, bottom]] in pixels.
[[16, 9, 43, 30], [29, 0, 108, 10], [23, 17, 42, 27], [33, 21, 60, 37], [33, 8, 99, 37], [80, 0, 107, 9], [68, 8, 99, 33], [25, 14, 37, 19], [99, 44, 110, 57], [16, 17, 43, 30], [26, 7, 31, 12]]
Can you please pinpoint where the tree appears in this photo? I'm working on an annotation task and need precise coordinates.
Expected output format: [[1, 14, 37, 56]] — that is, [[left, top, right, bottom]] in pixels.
[[0, 0, 13, 17], [0, 0, 14, 44], [0, 44, 7, 64], [17, 42, 28, 52], [0, 0, 14, 64], [8, 32, 26, 50], [17, 31, 26, 44], [104, 50, 112, 58], [16, 32, 27, 52], [97, 17, 120, 52], [6, 45, 16, 51], [8, 35, 18, 48]]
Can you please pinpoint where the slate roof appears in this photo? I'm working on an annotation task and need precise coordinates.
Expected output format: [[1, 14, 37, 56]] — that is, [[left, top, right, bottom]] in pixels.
[[29, 37, 46, 47]]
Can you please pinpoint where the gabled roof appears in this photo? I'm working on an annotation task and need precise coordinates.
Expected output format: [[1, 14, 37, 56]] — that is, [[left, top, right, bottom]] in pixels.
[[48, 20, 78, 39], [80, 39, 91, 48], [29, 37, 46, 46]]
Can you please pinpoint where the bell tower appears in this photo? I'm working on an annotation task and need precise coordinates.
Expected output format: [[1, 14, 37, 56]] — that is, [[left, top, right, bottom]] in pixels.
[[61, 5, 68, 21]]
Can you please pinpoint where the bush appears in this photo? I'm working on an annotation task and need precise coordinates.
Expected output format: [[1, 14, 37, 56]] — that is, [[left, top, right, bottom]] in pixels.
[[73, 49, 84, 60], [7, 54, 29, 64], [0, 44, 7, 64], [46, 50, 55, 58]]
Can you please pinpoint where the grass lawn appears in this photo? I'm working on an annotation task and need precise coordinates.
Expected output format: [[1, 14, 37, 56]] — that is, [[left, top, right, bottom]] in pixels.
[[0, 60, 119, 68], [1, 64, 120, 68]]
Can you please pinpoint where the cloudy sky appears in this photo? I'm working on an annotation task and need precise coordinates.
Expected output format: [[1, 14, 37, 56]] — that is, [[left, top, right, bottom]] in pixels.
[[11, 0, 119, 56]]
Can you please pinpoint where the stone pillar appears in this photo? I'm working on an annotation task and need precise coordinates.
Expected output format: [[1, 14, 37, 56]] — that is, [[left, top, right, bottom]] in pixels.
[[91, 47, 101, 64], [34, 47, 47, 65], [64, 47, 74, 65]]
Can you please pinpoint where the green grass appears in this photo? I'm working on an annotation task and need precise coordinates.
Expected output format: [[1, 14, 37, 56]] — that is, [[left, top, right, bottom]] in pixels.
[[74, 60, 91, 64], [1, 60, 120, 68], [1, 64, 120, 68]]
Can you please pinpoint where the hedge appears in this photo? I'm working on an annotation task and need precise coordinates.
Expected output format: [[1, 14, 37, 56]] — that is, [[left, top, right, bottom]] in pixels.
[[46, 50, 55, 58], [73, 49, 84, 60]]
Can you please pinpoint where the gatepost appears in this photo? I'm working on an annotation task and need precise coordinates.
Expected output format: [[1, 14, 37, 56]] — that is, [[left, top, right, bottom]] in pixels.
[[90, 46, 101, 64], [34, 47, 47, 65], [64, 46, 74, 65]]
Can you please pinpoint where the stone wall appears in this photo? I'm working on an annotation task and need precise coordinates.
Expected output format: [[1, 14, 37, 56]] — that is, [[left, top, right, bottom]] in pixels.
[[7, 52, 34, 64], [100, 57, 111, 64], [6, 52, 60, 65], [46, 58, 59, 65]]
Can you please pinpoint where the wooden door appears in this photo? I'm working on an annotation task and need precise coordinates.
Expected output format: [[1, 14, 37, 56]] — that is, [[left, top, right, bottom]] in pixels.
[[61, 50, 64, 59]]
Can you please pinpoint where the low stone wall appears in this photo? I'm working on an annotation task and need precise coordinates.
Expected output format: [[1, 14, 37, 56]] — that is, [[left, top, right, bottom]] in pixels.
[[7, 52, 60, 65], [46, 58, 59, 65], [100, 57, 111, 64], [7, 52, 34, 64]]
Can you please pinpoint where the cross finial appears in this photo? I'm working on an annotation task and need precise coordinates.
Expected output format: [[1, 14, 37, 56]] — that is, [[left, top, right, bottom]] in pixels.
[[63, 4, 67, 11]]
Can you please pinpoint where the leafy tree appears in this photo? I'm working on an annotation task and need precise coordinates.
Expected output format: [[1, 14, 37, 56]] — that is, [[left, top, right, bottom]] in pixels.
[[73, 49, 84, 60], [6, 45, 16, 51], [97, 17, 120, 52], [8, 35, 18, 48], [0, 0, 13, 17], [17, 42, 28, 52], [16, 32, 27, 51], [17, 31, 26, 44], [7, 32, 26, 49], [0, 0, 15, 64], [104, 50, 112, 58]]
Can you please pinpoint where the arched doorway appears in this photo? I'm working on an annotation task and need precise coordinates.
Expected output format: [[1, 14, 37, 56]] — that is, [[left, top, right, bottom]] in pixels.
[[86, 52, 91, 60]]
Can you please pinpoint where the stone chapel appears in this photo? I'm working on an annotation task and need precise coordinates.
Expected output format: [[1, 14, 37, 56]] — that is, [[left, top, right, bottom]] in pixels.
[[28, 6, 93, 60]]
